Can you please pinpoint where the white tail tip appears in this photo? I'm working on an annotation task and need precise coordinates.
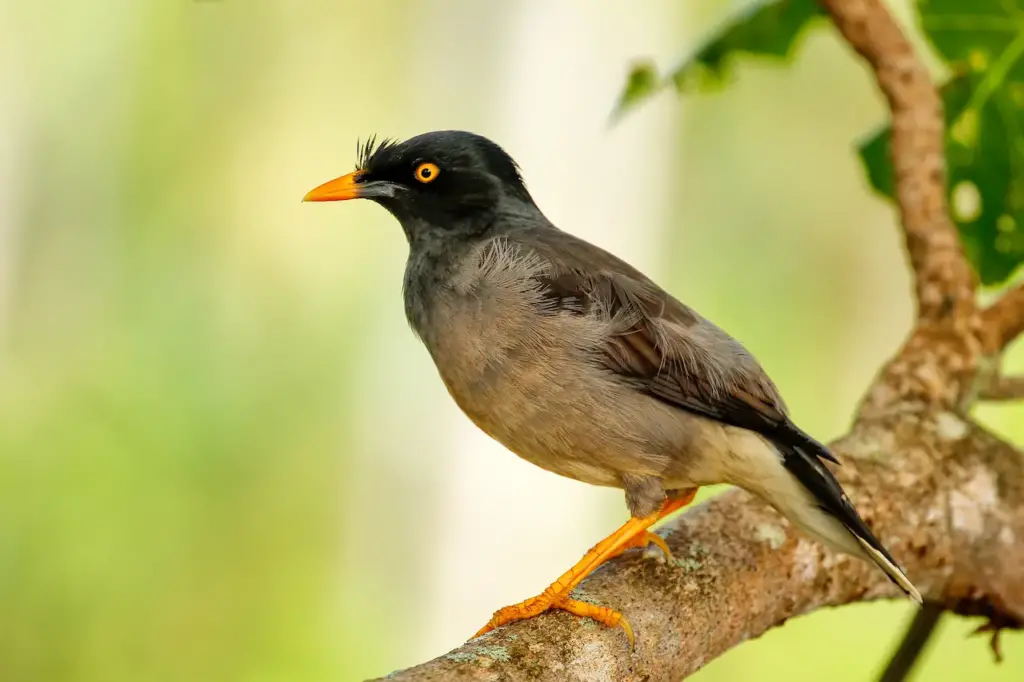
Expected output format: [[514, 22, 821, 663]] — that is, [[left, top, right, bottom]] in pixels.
[[856, 537, 923, 604]]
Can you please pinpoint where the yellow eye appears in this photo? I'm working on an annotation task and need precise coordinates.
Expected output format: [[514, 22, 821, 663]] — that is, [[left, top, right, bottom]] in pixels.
[[414, 162, 440, 184]]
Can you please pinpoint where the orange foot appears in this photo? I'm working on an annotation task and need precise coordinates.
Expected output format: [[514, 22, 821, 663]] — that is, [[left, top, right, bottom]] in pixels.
[[472, 488, 698, 647]]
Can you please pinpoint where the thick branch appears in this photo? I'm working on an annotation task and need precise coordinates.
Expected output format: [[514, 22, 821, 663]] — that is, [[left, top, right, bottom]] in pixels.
[[818, 0, 976, 321], [982, 283, 1024, 352], [379, 416, 1023, 682]]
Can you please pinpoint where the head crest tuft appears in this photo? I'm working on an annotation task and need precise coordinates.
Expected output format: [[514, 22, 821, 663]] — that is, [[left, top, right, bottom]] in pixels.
[[355, 135, 398, 171]]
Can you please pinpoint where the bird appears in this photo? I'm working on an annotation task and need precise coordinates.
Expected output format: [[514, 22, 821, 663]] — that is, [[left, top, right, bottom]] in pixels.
[[303, 130, 922, 645]]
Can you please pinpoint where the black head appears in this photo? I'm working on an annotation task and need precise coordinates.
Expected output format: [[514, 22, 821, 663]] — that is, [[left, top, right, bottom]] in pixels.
[[303, 130, 535, 242]]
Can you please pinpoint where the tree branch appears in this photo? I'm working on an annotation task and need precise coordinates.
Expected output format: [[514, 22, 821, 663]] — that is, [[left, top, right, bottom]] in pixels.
[[979, 374, 1024, 402], [379, 417, 1023, 682], [982, 282, 1024, 352], [818, 0, 976, 322]]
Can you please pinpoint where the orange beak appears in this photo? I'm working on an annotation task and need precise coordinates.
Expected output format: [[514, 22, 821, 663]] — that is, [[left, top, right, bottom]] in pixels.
[[303, 171, 365, 202]]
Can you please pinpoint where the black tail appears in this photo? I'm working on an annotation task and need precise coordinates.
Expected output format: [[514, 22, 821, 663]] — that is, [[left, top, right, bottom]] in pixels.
[[772, 423, 922, 603]]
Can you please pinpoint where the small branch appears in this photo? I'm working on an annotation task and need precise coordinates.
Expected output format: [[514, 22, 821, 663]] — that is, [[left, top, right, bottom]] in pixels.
[[981, 282, 1024, 351], [817, 0, 976, 321], [877, 602, 944, 682], [979, 374, 1024, 401]]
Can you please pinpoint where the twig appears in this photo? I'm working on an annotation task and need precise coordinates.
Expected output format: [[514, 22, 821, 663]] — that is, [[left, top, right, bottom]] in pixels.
[[982, 282, 1024, 352], [877, 602, 944, 682], [817, 0, 976, 321], [979, 374, 1024, 401]]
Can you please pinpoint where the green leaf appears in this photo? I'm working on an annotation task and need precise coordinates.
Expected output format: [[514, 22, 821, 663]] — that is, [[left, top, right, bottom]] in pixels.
[[613, 0, 825, 117], [611, 61, 662, 121], [858, 1, 1024, 285], [614, 0, 1024, 284]]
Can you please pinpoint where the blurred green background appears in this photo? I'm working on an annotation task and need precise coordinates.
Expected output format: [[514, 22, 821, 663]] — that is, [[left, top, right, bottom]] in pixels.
[[0, 1, 1020, 680]]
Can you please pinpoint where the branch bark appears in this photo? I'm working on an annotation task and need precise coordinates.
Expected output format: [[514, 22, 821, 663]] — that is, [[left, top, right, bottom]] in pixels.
[[979, 374, 1024, 402], [372, 1, 1024, 680], [829, 0, 982, 420], [982, 283, 1024, 352], [380, 417, 1024, 682], [817, 0, 976, 323]]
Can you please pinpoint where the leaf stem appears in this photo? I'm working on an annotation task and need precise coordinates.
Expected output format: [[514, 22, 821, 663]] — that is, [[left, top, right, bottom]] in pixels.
[[963, 27, 1024, 116]]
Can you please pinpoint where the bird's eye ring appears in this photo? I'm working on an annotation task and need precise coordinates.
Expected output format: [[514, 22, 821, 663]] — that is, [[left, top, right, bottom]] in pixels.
[[414, 162, 440, 184]]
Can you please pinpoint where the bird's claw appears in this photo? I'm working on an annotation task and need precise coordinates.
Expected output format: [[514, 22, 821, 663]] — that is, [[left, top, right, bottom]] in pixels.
[[473, 595, 634, 648]]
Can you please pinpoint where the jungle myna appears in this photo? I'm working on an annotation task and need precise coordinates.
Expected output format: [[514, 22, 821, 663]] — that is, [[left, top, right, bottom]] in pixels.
[[303, 130, 921, 644]]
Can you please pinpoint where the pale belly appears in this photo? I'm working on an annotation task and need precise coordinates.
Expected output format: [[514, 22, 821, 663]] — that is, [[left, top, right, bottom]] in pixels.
[[422, 306, 694, 489]]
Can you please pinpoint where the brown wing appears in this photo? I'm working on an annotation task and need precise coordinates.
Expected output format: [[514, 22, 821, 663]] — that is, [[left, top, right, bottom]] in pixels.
[[535, 267, 791, 437], [501, 226, 838, 464]]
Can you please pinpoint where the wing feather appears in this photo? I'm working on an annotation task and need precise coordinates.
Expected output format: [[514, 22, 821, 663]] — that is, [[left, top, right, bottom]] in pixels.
[[516, 230, 837, 464]]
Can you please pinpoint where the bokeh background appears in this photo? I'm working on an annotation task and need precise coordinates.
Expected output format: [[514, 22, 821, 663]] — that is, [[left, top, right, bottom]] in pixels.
[[1, 0, 1021, 680]]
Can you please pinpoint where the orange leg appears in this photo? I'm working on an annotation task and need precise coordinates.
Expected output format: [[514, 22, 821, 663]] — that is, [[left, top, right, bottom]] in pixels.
[[472, 488, 697, 646], [610, 491, 696, 560], [609, 530, 672, 561]]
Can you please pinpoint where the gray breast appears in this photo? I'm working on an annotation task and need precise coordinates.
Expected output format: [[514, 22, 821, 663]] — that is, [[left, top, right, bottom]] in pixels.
[[403, 237, 682, 487]]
